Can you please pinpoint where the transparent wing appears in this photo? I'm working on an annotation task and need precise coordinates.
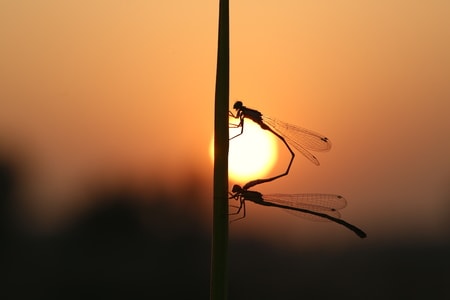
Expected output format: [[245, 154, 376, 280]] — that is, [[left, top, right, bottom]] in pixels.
[[263, 116, 332, 152], [263, 193, 347, 221]]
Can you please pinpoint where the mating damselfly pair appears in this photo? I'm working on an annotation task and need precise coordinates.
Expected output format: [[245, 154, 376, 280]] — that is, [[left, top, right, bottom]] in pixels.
[[228, 101, 366, 238]]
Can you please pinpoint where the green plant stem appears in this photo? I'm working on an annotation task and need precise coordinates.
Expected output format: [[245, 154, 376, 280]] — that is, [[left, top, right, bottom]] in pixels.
[[210, 0, 229, 299]]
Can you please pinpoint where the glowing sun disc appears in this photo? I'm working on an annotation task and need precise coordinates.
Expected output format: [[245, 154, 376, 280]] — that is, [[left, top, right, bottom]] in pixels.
[[209, 120, 278, 182]]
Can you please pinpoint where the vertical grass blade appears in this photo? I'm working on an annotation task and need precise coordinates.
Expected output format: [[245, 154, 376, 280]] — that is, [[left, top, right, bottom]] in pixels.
[[210, 0, 229, 299]]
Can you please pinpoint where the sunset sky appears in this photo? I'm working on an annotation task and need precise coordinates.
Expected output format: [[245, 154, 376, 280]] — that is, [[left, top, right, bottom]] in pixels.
[[1, 1, 449, 250]]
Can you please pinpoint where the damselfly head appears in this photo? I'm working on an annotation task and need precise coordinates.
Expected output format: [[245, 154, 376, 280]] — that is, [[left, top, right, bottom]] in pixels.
[[231, 184, 243, 193], [233, 101, 243, 110]]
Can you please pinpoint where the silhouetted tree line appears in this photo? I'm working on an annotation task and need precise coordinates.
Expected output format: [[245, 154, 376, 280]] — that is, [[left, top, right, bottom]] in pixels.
[[1, 153, 449, 299]]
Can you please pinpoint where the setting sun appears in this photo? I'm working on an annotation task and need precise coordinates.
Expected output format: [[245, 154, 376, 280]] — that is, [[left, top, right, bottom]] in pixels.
[[210, 120, 278, 183]]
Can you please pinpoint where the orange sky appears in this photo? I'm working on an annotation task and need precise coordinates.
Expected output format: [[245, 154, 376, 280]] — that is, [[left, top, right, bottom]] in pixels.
[[1, 1, 449, 249]]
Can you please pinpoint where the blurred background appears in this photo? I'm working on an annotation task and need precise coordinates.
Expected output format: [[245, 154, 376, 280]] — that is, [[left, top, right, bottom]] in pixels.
[[1, 1, 449, 299]]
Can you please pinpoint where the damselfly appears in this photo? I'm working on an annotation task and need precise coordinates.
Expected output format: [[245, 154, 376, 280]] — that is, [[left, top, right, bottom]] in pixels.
[[229, 184, 367, 238], [229, 101, 331, 189]]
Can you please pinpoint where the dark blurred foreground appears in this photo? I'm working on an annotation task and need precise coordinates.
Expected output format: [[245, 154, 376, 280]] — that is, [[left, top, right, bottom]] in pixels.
[[1, 157, 449, 299]]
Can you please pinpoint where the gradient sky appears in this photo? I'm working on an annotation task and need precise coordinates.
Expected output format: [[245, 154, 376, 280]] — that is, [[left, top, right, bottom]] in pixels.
[[1, 1, 449, 250]]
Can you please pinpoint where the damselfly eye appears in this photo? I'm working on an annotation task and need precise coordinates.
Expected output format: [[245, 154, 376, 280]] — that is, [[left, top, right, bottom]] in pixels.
[[231, 185, 242, 193], [233, 101, 243, 110]]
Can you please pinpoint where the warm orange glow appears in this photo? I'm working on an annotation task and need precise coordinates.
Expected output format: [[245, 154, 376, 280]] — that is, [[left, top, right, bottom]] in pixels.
[[1, 1, 450, 244], [209, 120, 278, 183]]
